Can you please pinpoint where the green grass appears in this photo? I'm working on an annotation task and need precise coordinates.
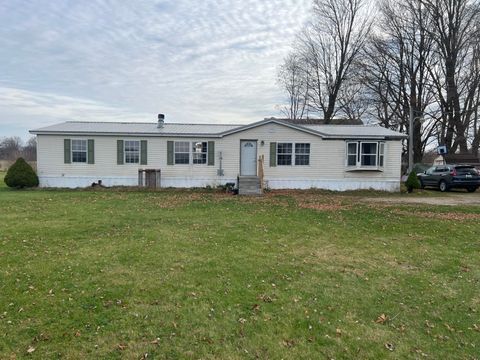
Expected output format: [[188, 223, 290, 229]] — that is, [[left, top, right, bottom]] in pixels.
[[0, 179, 479, 359]]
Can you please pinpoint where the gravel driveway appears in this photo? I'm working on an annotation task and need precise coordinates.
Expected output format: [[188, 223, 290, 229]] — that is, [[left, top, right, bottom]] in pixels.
[[363, 191, 480, 206]]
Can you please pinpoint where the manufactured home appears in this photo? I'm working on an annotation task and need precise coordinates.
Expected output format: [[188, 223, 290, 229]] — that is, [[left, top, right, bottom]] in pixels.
[[30, 116, 406, 193]]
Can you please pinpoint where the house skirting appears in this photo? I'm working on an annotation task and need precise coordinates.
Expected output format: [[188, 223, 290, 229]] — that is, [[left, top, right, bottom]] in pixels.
[[38, 176, 234, 189], [39, 175, 400, 191], [265, 179, 400, 192]]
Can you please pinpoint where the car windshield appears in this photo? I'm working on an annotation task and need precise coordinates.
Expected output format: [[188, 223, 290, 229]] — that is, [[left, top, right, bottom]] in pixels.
[[455, 166, 478, 175]]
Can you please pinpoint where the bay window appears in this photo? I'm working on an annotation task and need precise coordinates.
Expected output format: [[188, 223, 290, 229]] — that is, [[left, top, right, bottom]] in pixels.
[[346, 141, 385, 169]]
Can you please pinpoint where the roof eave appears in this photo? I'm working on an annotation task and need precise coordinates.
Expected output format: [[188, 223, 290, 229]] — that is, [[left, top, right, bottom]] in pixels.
[[324, 135, 407, 140], [219, 119, 327, 138]]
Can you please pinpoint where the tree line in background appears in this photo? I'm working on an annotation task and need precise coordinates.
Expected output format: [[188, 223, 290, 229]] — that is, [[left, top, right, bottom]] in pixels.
[[277, 0, 480, 162], [0, 136, 37, 162]]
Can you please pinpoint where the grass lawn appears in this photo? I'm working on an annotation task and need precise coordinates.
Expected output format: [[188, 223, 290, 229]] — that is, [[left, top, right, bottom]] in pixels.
[[0, 175, 479, 359]]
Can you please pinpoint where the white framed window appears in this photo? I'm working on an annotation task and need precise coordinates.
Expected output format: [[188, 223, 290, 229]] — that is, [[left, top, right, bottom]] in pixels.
[[174, 141, 190, 164], [174, 141, 209, 165], [72, 139, 87, 163], [346, 141, 385, 169], [277, 143, 311, 166], [295, 143, 310, 165], [379, 142, 385, 167], [192, 142, 208, 164], [124, 140, 140, 164], [360, 142, 378, 166], [277, 143, 293, 165], [347, 142, 358, 166]]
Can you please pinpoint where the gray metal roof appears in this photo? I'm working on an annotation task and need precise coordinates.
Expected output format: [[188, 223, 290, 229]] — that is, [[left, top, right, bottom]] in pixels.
[[30, 119, 406, 139], [301, 124, 407, 139], [30, 121, 241, 137]]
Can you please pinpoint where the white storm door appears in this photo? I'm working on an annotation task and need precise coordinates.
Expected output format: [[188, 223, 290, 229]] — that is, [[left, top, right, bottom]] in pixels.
[[240, 140, 257, 176]]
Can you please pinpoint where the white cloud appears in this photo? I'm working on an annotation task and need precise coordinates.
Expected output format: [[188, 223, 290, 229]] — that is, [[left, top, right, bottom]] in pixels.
[[0, 87, 152, 128], [0, 0, 311, 136]]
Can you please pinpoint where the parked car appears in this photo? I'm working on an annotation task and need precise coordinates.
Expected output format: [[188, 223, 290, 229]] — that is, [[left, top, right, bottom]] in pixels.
[[417, 164, 480, 192]]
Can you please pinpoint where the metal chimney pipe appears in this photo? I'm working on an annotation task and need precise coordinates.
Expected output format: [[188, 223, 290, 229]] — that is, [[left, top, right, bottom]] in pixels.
[[157, 114, 165, 128]]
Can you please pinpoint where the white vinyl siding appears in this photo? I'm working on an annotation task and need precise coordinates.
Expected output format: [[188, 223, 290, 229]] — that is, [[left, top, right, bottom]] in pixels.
[[35, 122, 402, 190]]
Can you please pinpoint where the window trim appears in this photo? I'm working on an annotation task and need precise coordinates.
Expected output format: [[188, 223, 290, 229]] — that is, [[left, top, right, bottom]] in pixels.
[[360, 142, 378, 167], [192, 141, 208, 165], [173, 141, 209, 165], [71, 139, 88, 164], [346, 141, 385, 171], [276, 142, 311, 166], [124, 140, 140, 164]]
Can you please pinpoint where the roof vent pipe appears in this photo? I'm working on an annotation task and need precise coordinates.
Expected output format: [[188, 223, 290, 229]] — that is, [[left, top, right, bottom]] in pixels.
[[157, 114, 165, 128]]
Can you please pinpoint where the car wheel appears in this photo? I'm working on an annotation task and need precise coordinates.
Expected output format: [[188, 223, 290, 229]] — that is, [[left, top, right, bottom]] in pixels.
[[467, 186, 477, 193], [439, 180, 448, 192]]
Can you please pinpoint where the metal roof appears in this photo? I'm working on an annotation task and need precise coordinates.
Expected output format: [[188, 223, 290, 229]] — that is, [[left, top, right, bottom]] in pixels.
[[30, 121, 241, 137], [301, 124, 407, 139], [30, 119, 406, 139]]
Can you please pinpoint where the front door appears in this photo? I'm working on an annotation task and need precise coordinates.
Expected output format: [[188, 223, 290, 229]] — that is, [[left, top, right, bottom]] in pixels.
[[240, 140, 257, 176]]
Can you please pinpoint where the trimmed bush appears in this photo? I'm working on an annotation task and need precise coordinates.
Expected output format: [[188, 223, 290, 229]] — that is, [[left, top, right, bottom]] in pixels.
[[405, 171, 420, 193], [4, 158, 39, 189]]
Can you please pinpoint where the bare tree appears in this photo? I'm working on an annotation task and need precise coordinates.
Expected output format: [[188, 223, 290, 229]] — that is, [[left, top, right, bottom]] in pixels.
[[0, 136, 23, 161], [277, 53, 310, 119], [22, 137, 37, 162], [422, 0, 480, 153], [360, 0, 440, 162], [278, 0, 372, 122]]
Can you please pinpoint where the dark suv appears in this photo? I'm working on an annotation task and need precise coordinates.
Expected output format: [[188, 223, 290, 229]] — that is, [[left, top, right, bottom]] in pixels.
[[417, 165, 480, 192]]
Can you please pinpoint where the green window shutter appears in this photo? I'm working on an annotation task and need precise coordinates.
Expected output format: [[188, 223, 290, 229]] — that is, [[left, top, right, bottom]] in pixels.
[[270, 142, 277, 167], [207, 141, 215, 166], [64, 139, 71, 164], [140, 140, 147, 165], [117, 140, 124, 165], [87, 139, 95, 164], [167, 141, 174, 165]]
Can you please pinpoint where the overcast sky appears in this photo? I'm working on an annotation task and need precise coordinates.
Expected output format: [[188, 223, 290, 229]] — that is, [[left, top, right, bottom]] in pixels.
[[0, 0, 311, 139]]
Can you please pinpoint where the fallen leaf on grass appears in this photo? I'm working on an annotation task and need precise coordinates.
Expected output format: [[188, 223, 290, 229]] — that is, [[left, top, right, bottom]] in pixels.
[[375, 314, 388, 324], [385, 343, 395, 351], [258, 294, 273, 303], [251, 304, 260, 311], [150, 338, 160, 345], [336, 328, 342, 337], [26, 346, 35, 354], [117, 343, 127, 351], [444, 323, 455, 332], [425, 320, 435, 328], [282, 339, 295, 348]]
